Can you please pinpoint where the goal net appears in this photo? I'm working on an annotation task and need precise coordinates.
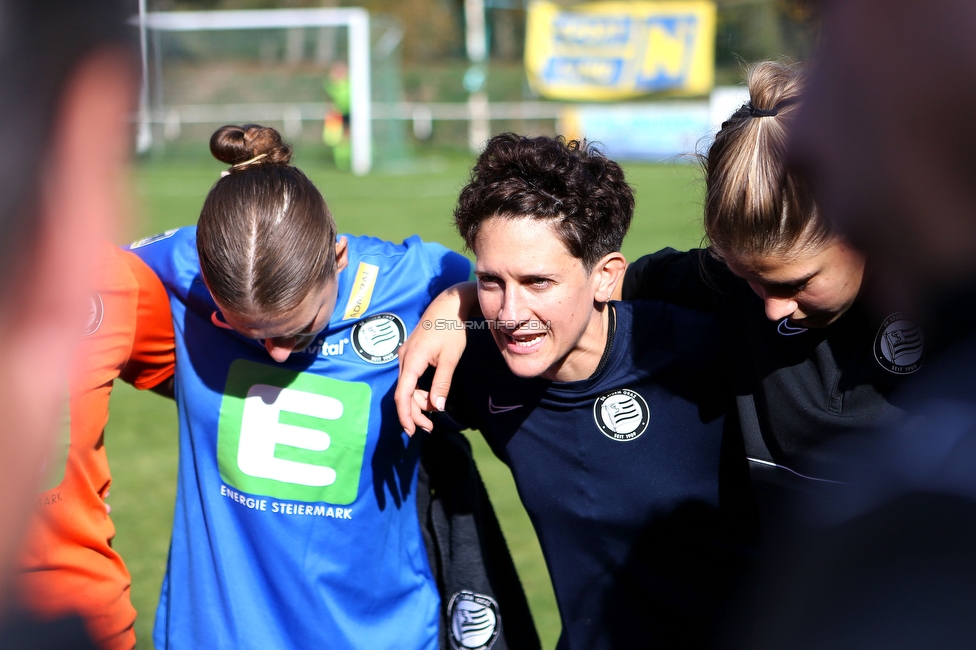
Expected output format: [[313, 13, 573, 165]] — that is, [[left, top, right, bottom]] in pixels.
[[136, 8, 406, 175]]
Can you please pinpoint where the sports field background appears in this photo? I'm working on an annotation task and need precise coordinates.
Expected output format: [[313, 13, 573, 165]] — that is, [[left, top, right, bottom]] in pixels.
[[108, 145, 707, 649]]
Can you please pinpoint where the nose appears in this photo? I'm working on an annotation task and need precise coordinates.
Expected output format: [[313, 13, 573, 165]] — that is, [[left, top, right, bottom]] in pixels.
[[497, 287, 526, 325], [265, 337, 297, 363], [764, 296, 798, 322]]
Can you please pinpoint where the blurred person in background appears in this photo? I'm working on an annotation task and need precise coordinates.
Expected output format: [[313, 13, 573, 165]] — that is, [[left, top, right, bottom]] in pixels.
[[322, 62, 351, 171], [727, 1, 976, 648], [0, 0, 142, 647]]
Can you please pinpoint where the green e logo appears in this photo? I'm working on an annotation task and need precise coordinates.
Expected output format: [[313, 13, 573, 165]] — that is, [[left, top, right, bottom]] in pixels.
[[217, 359, 371, 505]]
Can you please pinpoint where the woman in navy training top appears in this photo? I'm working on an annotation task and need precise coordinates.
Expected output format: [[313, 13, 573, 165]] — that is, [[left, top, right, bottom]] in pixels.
[[406, 133, 754, 650]]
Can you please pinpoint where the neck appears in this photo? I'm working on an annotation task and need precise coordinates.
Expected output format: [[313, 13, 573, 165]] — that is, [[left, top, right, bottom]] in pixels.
[[547, 303, 610, 382]]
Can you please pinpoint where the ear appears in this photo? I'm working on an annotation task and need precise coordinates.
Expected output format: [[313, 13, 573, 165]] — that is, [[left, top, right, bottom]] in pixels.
[[335, 236, 349, 273], [590, 252, 627, 303]]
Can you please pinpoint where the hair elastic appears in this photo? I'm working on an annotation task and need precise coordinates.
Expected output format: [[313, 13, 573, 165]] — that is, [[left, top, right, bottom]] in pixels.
[[747, 102, 779, 118], [221, 152, 269, 177]]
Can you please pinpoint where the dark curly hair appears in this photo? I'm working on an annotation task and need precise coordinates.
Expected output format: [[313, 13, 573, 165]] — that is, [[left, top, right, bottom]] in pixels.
[[454, 134, 634, 270]]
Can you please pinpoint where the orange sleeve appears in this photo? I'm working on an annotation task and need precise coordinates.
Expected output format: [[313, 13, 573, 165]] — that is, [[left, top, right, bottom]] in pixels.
[[115, 248, 176, 390]]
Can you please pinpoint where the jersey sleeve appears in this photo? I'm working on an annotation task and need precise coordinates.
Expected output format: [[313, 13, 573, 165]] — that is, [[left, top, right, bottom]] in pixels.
[[623, 247, 729, 312], [419, 241, 473, 300], [116, 248, 176, 390]]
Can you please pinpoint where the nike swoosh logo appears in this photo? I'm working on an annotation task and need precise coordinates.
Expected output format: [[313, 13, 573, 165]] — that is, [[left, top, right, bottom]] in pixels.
[[211, 311, 234, 330], [488, 396, 523, 414], [777, 318, 808, 336]]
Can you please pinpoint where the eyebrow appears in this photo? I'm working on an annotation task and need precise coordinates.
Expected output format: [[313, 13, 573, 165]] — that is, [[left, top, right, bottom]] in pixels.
[[769, 271, 817, 290], [474, 270, 556, 281], [274, 311, 320, 340], [289, 319, 316, 338]]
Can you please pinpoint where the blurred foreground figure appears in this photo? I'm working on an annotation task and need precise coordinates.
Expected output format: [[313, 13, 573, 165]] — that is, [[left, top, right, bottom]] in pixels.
[[0, 0, 138, 646], [792, 0, 976, 319], [736, 1, 976, 648]]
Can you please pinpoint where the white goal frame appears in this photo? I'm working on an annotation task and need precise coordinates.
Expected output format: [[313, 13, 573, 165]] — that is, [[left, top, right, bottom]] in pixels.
[[136, 8, 372, 174]]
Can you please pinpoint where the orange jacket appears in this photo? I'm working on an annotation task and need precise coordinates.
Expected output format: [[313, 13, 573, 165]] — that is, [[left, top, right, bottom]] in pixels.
[[17, 245, 175, 650]]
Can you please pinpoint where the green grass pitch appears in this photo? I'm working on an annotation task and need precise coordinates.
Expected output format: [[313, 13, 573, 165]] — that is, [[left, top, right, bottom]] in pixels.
[[108, 147, 706, 649]]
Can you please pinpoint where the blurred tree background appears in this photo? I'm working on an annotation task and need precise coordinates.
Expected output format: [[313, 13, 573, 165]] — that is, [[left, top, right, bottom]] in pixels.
[[139, 0, 819, 156], [150, 0, 819, 94]]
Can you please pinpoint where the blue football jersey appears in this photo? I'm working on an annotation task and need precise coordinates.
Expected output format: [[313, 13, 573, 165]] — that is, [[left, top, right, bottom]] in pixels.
[[131, 227, 471, 650]]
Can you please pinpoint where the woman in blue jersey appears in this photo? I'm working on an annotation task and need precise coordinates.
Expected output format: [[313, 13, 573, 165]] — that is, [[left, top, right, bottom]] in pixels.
[[129, 125, 536, 650], [409, 133, 754, 650], [396, 62, 919, 527]]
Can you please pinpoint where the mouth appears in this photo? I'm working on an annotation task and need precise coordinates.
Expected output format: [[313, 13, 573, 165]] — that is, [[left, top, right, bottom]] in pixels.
[[501, 329, 546, 354]]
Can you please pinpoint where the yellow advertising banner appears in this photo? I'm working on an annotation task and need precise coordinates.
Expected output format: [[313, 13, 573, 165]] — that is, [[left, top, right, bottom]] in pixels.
[[525, 0, 716, 100]]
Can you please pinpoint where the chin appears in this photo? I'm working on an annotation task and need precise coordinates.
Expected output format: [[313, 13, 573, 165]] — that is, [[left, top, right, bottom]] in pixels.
[[806, 307, 851, 328], [499, 352, 550, 380]]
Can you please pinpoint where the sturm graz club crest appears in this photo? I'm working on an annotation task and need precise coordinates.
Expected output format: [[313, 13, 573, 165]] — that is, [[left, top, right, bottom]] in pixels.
[[83, 293, 104, 336], [351, 313, 406, 364], [448, 591, 500, 650], [593, 389, 650, 441], [874, 312, 924, 375]]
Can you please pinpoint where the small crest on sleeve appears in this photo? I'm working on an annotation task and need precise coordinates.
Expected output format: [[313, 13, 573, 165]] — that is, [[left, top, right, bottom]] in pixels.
[[129, 228, 179, 249], [83, 293, 104, 336], [448, 591, 500, 650]]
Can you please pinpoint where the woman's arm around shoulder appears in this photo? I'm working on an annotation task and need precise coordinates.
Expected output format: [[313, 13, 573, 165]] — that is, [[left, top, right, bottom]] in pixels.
[[396, 281, 479, 435]]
